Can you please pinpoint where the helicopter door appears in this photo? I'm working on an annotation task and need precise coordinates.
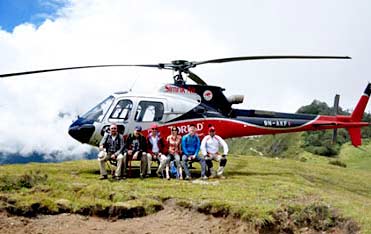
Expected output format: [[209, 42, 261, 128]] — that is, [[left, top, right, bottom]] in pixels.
[[134, 100, 165, 123], [104, 99, 134, 135]]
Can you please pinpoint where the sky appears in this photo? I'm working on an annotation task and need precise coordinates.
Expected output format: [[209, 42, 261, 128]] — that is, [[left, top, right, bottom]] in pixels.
[[0, 0, 371, 161]]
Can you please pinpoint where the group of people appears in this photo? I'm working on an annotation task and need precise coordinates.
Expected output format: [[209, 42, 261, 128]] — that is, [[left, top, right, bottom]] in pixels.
[[97, 123, 229, 181]]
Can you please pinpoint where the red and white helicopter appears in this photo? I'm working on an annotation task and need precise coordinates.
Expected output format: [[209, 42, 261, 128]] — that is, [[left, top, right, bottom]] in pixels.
[[1, 56, 369, 147]]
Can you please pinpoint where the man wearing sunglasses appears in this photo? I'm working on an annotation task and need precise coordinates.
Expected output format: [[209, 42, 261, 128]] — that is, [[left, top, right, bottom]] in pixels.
[[146, 124, 166, 178], [98, 124, 125, 180]]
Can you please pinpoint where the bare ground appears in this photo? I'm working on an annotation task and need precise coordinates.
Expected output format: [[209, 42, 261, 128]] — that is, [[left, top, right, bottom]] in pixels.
[[0, 200, 255, 234]]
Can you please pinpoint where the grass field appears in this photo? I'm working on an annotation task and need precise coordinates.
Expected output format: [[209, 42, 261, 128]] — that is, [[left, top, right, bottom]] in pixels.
[[0, 141, 370, 233]]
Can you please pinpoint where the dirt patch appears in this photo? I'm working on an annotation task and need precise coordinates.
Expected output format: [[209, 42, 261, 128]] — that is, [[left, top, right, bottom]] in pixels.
[[0, 199, 361, 234], [0, 200, 254, 234]]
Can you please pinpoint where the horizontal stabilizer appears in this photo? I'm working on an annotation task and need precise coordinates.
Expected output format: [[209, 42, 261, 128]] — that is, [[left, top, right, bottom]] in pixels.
[[313, 122, 337, 127]]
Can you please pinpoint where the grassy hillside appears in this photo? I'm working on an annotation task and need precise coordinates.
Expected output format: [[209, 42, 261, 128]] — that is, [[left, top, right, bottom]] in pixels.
[[0, 142, 371, 233], [226, 132, 304, 158]]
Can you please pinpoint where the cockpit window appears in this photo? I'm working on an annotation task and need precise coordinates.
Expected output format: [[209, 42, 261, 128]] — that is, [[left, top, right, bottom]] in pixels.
[[110, 99, 133, 120], [81, 95, 114, 122], [135, 101, 164, 122]]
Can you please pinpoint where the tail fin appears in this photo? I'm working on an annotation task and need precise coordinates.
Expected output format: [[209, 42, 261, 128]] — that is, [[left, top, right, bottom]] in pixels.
[[351, 83, 371, 122], [348, 128, 362, 147], [347, 83, 371, 147]]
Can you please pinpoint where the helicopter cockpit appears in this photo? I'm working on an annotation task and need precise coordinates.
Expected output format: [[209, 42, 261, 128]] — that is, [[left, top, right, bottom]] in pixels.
[[81, 95, 115, 123]]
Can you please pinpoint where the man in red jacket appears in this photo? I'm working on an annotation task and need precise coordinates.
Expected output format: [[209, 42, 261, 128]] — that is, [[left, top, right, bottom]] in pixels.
[[146, 124, 167, 177]]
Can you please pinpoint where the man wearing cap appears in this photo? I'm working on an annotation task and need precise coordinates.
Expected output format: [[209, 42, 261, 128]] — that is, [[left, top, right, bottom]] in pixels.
[[201, 126, 229, 179], [124, 126, 148, 179], [97, 124, 125, 180], [146, 124, 167, 178], [181, 124, 206, 180]]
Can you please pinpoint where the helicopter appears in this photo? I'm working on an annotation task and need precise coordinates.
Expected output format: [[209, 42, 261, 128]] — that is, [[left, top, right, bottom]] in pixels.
[[1, 55, 369, 148]]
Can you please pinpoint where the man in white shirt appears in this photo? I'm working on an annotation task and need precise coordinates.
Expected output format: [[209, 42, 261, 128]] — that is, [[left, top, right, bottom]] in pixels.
[[200, 126, 229, 178]]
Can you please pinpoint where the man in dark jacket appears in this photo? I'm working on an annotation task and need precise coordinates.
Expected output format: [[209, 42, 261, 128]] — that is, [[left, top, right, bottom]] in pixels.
[[124, 126, 148, 178], [98, 124, 125, 180]]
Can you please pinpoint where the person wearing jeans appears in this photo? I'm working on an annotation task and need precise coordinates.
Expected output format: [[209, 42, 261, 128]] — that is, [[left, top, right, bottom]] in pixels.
[[181, 124, 206, 180]]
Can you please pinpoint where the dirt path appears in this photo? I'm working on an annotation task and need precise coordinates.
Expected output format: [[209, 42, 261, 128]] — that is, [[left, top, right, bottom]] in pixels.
[[0, 201, 254, 234]]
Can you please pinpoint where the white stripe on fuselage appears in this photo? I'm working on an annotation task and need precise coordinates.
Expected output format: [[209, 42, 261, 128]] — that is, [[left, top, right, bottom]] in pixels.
[[163, 115, 320, 131]]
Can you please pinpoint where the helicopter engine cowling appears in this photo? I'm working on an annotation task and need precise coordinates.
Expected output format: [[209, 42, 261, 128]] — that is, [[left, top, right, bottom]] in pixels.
[[227, 95, 244, 105]]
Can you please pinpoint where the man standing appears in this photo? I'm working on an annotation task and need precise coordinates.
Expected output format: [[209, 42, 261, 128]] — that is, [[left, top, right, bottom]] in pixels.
[[181, 124, 206, 180], [201, 126, 229, 179], [98, 124, 125, 180], [125, 126, 148, 179]]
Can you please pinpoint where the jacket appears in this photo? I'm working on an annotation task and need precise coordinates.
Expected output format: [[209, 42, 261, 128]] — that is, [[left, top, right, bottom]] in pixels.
[[100, 133, 125, 155], [200, 134, 229, 156], [181, 133, 200, 156], [125, 133, 147, 152], [147, 133, 165, 154]]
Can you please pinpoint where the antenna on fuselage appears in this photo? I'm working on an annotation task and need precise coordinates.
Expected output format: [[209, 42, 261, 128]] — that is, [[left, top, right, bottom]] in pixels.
[[129, 76, 138, 92]]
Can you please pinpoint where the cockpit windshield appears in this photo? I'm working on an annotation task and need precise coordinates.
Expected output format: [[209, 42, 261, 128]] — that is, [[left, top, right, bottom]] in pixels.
[[81, 95, 114, 122]]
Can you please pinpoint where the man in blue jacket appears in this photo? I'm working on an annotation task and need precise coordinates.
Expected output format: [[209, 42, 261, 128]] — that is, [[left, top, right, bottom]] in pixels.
[[181, 124, 207, 180]]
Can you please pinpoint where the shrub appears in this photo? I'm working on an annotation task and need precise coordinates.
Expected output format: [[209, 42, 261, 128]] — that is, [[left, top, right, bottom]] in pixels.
[[0, 171, 48, 191]]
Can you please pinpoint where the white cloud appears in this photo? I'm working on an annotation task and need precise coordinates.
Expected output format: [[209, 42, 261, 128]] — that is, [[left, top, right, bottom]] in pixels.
[[1, 0, 371, 160]]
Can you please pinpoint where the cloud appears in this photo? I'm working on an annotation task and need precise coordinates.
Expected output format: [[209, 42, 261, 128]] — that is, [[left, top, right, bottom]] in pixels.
[[0, 0, 228, 160], [1, 0, 371, 161]]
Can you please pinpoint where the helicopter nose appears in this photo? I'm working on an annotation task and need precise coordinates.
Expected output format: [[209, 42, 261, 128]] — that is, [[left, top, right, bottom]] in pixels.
[[68, 123, 95, 144]]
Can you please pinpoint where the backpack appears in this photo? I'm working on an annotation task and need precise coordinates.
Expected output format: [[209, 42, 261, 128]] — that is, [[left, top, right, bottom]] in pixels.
[[170, 161, 178, 177]]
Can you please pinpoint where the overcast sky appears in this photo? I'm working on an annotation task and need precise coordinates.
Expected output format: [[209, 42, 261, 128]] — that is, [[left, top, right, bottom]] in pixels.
[[1, 0, 371, 160]]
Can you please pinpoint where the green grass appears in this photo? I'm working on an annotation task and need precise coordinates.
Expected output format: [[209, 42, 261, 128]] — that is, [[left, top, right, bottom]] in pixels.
[[0, 143, 371, 232]]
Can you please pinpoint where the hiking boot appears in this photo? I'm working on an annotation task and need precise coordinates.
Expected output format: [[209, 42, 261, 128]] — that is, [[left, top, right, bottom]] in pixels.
[[99, 175, 108, 180]]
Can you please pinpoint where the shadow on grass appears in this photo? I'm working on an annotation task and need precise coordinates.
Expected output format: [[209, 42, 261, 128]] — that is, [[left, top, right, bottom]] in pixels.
[[227, 171, 293, 177], [78, 167, 294, 180]]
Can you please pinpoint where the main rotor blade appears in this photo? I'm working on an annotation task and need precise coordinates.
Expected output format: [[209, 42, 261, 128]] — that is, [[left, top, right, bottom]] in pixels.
[[0, 64, 161, 78], [193, 55, 351, 66], [187, 71, 207, 85]]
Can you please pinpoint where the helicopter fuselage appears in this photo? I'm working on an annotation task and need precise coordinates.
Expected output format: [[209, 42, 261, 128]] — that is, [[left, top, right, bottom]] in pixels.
[[68, 83, 371, 147]]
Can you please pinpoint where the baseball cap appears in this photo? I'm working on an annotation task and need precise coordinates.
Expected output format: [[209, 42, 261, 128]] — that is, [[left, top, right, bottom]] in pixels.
[[135, 126, 142, 131], [209, 126, 215, 132], [150, 123, 158, 129]]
